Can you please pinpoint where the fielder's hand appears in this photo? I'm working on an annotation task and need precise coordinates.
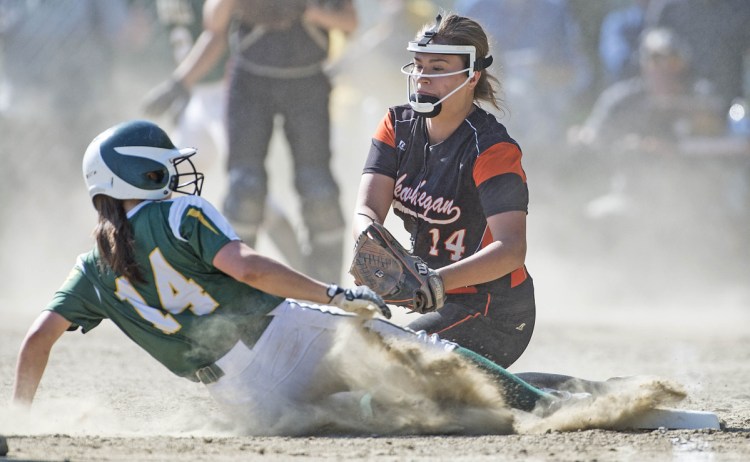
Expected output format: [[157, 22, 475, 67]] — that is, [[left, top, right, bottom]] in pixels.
[[327, 284, 392, 319], [142, 78, 190, 118]]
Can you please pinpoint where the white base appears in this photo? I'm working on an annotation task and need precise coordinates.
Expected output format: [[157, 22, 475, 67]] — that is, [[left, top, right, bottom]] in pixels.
[[622, 408, 721, 430]]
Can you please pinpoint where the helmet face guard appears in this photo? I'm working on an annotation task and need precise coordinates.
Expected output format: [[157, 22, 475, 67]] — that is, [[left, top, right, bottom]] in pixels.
[[402, 15, 492, 117], [83, 120, 204, 201], [401, 56, 475, 118], [171, 154, 204, 196]]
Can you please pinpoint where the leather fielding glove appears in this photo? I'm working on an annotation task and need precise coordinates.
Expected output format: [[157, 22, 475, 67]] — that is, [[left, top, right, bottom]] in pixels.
[[349, 222, 445, 313], [142, 78, 190, 118], [327, 284, 392, 319]]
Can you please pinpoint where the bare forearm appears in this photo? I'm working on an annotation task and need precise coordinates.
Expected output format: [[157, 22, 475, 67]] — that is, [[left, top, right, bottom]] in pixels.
[[353, 173, 394, 238], [173, 0, 233, 88], [12, 311, 70, 407], [13, 340, 53, 406], [214, 241, 331, 304], [352, 207, 382, 239], [304, 3, 357, 34], [437, 240, 526, 290], [173, 31, 227, 88], [238, 253, 330, 303]]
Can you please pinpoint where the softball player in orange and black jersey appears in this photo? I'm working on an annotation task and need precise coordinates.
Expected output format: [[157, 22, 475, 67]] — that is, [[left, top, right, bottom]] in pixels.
[[365, 104, 535, 367]]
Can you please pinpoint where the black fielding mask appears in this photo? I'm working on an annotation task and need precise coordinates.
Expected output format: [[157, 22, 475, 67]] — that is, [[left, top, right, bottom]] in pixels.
[[409, 93, 443, 118]]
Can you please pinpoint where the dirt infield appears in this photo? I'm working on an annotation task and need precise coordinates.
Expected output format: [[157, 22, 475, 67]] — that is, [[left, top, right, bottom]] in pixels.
[[2, 429, 748, 461], [1, 116, 748, 460], [1, 292, 748, 461], [1, 14, 749, 457]]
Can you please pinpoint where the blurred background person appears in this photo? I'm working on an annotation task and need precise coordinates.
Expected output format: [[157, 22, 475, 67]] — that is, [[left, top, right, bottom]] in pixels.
[[571, 27, 725, 156], [592, 0, 750, 112], [145, 0, 230, 202], [654, 0, 750, 111], [142, 0, 305, 271], [454, 0, 593, 155], [0, 0, 156, 285], [224, 0, 357, 284], [142, 0, 357, 283], [598, 0, 663, 86], [568, 27, 746, 299], [0, 0, 131, 182], [652, 0, 750, 242]]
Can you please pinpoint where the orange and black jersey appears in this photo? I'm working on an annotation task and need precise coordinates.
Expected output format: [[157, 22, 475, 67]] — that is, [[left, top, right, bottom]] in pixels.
[[364, 104, 529, 294]]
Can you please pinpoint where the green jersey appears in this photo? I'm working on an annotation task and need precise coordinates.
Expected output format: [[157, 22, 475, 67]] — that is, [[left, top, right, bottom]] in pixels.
[[47, 196, 284, 380]]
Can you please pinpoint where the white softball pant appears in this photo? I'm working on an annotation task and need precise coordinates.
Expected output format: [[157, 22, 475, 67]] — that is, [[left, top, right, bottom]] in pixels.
[[203, 299, 457, 428]]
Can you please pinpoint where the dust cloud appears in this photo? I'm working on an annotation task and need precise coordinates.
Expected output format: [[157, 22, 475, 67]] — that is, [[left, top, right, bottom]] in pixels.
[[0, 319, 694, 438], [300, 323, 696, 437], [1, 2, 747, 324], [0, 0, 747, 442], [516, 377, 688, 434]]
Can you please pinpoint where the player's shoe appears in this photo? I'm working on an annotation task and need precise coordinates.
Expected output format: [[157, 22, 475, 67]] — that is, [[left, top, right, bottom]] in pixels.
[[536, 389, 594, 417]]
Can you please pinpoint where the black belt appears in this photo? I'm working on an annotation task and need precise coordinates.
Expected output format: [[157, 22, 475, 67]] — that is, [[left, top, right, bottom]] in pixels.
[[195, 363, 225, 384]]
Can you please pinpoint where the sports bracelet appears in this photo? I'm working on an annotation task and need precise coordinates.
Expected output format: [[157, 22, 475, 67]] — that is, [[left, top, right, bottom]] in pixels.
[[356, 212, 377, 223], [326, 283, 344, 302]]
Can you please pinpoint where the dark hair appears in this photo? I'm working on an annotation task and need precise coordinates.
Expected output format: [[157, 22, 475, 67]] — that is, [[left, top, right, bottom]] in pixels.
[[418, 12, 503, 111], [92, 195, 145, 283]]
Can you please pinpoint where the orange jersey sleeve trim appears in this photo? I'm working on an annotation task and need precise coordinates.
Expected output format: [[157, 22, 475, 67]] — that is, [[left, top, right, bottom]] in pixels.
[[372, 111, 396, 148], [473, 143, 526, 186]]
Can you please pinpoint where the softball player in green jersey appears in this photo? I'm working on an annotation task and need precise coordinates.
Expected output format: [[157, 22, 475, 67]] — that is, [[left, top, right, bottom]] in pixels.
[[12, 120, 559, 433]]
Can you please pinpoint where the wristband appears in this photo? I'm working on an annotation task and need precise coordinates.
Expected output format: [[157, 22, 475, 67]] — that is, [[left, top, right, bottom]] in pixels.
[[326, 283, 344, 302]]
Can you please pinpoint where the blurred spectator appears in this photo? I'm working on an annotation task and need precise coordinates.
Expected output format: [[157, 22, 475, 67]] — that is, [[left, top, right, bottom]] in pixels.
[[225, 0, 357, 283], [147, 0, 229, 191], [654, 0, 750, 109], [570, 27, 725, 156], [142, 0, 357, 283], [0, 0, 153, 286], [598, 0, 664, 86], [454, 0, 593, 151], [0, 0, 128, 113], [0, 0, 131, 177], [569, 28, 747, 290], [143, 0, 306, 271]]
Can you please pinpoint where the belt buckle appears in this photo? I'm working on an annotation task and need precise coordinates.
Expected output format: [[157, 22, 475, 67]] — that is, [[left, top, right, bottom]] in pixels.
[[196, 363, 225, 384]]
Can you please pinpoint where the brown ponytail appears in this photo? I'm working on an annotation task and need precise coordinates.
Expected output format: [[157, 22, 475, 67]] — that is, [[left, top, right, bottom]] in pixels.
[[92, 195, 145, 283]]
